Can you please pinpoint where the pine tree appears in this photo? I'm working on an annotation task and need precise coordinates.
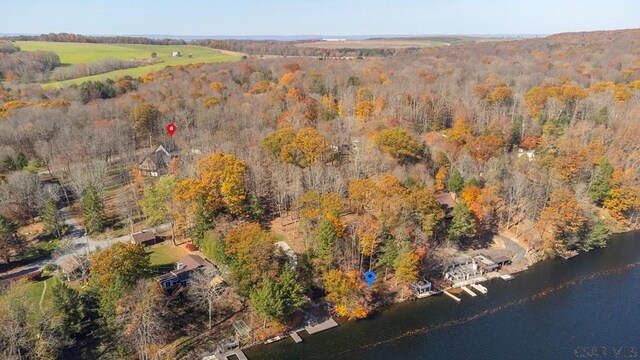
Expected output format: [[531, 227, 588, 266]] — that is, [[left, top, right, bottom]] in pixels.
[[448, 170, 465, 194], [250, 267, 306, 321], [82, 185, 104, 234], [14, 152, 27, 170], [51, 278, 87, 336], [582, 220, 610, 251], [191, 196, 212, 247], [0, 215, 24, 264], [43, 197, 63, 238], [315, 217, 337, 268], [588, 158, 614, 206], [446, 201, 476, 244]]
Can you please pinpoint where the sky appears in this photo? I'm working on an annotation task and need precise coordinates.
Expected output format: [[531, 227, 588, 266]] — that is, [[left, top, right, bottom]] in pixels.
[[2, 0, 640, 37]]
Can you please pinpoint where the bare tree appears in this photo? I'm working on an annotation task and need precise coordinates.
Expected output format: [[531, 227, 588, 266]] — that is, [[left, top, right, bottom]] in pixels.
[[188, 268, 225, 329], [117, 280, 167, 360]]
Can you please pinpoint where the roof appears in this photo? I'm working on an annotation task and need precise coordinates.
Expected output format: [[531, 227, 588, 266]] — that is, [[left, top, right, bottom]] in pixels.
[[474, 255, 495, 266], [177, 254, 211, 271], [489, 255, 512, 264], [131, 230, 156, 243], [435, 192, 457, 209]]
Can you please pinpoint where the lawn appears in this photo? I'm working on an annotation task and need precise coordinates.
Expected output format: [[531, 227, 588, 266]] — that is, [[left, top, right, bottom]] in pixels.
[[1, 277, 56, 320], [148, 241, 189, 276], [16, 41, 243, 87]]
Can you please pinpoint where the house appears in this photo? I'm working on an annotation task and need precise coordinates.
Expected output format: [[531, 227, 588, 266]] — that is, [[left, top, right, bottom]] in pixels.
[[139, 140, 179, 177], [130, 230, 158, 246], [474, 255, 499, 272], [517, 148, 535, 161], [487, 254, 513, 268], [444, 255, 484, 285], [171, 51, 182, 57], [156, 254, 219, 289], [435, 192, 458, 216]]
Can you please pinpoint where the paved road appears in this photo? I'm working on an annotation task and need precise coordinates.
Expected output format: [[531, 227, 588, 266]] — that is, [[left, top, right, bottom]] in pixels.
[[1, 207, 169, 281], [496, 232, 528, 265]]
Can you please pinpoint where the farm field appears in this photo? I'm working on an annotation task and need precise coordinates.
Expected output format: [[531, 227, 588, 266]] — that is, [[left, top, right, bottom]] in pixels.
[[16, 41, 243, 86], [295, 36, 510, 49]]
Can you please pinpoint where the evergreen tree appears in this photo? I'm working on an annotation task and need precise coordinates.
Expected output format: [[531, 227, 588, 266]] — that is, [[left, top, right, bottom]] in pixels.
[[448, 170, 465, 194], [446, 201, 476, 244], [581, 220, 610, 251], [51, 278, 87, 336], [0, 214, 24, 264], [2, 154, 16, 171], [250, 267, 306, 321], [249, 194, 265, 220], [43, 197, 63, 238], [315, 217, 337, 267], [588, 158, 614, 206], [82, 185, 104, 234], [191, 196, 212, 247], [250, 275, 284, 320], [15, 152, 27, 170]]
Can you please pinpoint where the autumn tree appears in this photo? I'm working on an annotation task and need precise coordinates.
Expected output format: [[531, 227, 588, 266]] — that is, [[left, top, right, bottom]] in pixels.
[[223, 222, 279, 295], [375, 128, 423, 164], [280, 127, 328, 168], [538, 188, 587, 249], [131, 103, 160, 143], [89, 242, 150, 290], [323, 269, 369, 320], [604, 168, 640, 223]]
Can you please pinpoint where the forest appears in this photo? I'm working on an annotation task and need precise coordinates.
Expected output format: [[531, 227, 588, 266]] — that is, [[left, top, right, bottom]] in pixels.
[[0, 29, 639, 359]]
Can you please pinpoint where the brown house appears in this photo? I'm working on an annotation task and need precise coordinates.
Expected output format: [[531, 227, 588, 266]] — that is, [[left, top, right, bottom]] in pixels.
[[139, 141, 179, 177], [130, 230, 158, 246], [156, 254, 219, 289], [435, 192, 458, 216]]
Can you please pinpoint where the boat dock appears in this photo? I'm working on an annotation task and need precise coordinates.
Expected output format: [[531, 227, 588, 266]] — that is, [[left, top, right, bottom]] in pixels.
[[500, 274, 515, 281], [443, 290, 461, 302], [290, 331, 303, 343], [461, 286, 477, 297], [471, 283, 488, 294], [305, 318, 339, 335], [205, 349, 248, 360]]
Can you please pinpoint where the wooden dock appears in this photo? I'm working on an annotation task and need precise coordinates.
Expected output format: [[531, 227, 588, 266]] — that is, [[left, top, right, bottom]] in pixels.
[[290, 331, 303, 343], [471, 283, 488, 294], [461, 286, 477, 297], [443, 290, 461, 302], [305, 318, 339, 335], [212, 349, 248, 360]]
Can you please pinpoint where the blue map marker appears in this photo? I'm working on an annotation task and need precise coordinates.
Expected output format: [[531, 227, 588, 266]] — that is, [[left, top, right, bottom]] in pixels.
[[364, 271, 376, 286]]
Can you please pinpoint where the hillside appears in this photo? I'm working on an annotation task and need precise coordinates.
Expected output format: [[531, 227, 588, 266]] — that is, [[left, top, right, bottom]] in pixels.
[[13, 41, 243, 86]]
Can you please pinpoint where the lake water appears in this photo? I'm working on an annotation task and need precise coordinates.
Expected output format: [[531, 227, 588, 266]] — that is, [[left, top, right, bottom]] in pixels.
[[246, 231, 640, 360]]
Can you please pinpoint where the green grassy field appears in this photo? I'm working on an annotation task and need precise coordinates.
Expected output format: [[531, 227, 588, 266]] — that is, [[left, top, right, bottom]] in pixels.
[[16, 41, 243, 87]]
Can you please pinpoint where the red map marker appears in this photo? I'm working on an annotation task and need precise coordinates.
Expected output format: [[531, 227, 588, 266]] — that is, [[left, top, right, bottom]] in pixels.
[[166, 123, 177, 137]]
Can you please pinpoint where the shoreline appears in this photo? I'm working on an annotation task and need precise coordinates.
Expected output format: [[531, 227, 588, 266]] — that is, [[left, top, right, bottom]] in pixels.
[[242, 227, 638, 357]]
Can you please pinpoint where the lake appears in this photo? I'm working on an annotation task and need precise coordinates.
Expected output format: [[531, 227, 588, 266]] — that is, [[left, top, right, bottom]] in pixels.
[[246, 231, 640, 360]]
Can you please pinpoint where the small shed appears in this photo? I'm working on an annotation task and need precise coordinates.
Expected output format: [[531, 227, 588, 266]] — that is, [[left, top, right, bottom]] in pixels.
[[435, 192, 457, 215], [131, 230, 158, 246]]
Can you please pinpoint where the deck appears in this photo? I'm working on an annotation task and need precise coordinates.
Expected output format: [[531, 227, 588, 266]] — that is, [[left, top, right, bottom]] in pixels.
[[290, 331, 303, 343], [443, 290, 461, 302], [305, 318, 339, 335]]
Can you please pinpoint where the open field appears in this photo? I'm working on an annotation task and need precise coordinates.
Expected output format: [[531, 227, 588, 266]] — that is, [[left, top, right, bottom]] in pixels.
[[295, 36, 512, 49], [16, 41, 243, 86]]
